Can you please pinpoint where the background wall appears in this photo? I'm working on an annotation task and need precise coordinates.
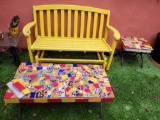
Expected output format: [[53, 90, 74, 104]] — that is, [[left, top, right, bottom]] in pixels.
[[0, 0, 160, 49]]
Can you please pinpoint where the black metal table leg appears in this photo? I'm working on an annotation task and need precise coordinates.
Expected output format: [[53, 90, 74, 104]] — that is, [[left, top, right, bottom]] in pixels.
[[99, 102, 103, 118], [140, 53, 143, 68], [9, 46, 20, 66], [19, 104, 22, 120]]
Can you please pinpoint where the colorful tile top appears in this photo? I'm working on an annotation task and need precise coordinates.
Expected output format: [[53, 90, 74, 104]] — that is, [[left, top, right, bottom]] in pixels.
[[121, 36, 153, 52], [4, 63, 114, 103]]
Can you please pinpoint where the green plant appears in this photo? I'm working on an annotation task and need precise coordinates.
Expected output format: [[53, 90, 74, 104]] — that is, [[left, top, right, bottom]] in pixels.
[[10, 15, 20, 28]]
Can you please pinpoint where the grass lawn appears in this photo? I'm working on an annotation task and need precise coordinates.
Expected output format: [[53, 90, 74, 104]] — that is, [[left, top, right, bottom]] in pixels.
[[0, 49, 159, 120]]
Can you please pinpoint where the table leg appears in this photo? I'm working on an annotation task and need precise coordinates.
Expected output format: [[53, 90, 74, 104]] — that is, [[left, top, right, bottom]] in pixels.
[[19, 104, 22, 120], [99, 102, 103, 118], [9, 47, 20, 66], [135, 52, 143, 68], [140, 53, 143, 68]]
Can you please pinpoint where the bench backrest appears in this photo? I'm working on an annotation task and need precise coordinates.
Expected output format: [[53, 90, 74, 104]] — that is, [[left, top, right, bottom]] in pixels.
[[33, 5, 110, 39]]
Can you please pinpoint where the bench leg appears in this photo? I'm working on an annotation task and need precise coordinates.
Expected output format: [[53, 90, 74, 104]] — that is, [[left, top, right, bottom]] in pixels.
[[28, 48, 35, 63], [106, 52, 114, 70]]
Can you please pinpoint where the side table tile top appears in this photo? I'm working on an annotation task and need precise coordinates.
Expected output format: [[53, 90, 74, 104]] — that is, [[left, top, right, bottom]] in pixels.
[[4, 63, 115, 103], [121, 36, 153, 53], [0, 32, 22, 47]]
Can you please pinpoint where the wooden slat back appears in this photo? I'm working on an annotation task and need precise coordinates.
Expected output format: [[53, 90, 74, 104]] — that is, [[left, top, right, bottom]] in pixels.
[[33, 5, 110, 39]]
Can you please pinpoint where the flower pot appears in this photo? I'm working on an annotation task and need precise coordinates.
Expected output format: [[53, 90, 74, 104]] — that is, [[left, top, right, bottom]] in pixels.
[[9, 26, 19, 36]]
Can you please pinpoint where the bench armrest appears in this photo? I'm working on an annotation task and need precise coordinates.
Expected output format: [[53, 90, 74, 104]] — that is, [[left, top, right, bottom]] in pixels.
[[23, 21, 36, 37], [107, 25, 120, 41]]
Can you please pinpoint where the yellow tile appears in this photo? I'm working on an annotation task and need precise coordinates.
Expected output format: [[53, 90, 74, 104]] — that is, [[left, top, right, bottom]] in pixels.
[[22, 88, 31, 95], [34, 99, 47, 103], [55, 65, 60, 68], [62, 99, 75, 102], [45, 81, 49, 85], [62, 75, 68, 80], [59, 83, 63, 87], [22, 81, 29, 86], [103, 72, 107, 76], [88, 98, 100, 102], [4, 99, 19, 104], [33, 67, 37, 71], [89, 77, 97, 82], [32, 81, 40, 86], [12, 79, 22, 84]]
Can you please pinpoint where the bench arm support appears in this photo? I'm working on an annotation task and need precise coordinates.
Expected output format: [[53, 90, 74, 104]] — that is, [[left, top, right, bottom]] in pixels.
[[23, 21, 36, 37], [107, 25, 120, 41], [22, 21, 36, 63]]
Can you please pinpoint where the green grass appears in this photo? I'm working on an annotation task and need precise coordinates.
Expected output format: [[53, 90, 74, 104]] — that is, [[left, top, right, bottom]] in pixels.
[[0, 49, 159, 120]]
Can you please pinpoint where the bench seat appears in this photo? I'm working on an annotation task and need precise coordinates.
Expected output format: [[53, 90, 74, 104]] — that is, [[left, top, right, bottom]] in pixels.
[[31, 37, 112, 52]]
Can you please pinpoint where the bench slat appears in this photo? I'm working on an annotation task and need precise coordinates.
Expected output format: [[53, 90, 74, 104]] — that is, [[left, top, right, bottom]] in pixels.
[[40, 11, 45, 36], [74, 10, 78, 38], [92, 12, 98, 38], [61, 10, 65, 37], [80, 11, 85, 38], [47, 10, 51, 37], [67, 10, 71, 37], [99, 14, 104, 39], [86, 12, 91, 38], [31, 38, 112, 52], [54, 10, 58, 37]]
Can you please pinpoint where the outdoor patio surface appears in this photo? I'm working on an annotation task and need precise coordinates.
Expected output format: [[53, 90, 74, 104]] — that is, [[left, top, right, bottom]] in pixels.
[[0, 49, 159, 120]]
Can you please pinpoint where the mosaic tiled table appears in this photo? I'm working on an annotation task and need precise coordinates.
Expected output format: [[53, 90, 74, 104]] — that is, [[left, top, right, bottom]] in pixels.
[[4, 62, 115, 119], [121, 36, 153, 68]]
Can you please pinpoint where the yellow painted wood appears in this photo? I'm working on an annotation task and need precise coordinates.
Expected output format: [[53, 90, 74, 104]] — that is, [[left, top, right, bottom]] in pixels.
[[67, 10, 71, 37], [27, 36, 35, 62], [33, 8, 38, 38], [36, 50, 40, 57], [38, 58, 104, 64], [74, 10, 78, 38], [34, 99, 48, 103], [97, 52, 101, 60], [23, 5, 120, 70], [4, 99, 19, 104], [61, 10, 64, 37], [33, 5, 109, 15], [107, 25, 120, 40], [80, 11, 85, 38], [101, 52, 107, 68], [40, 11, 45, 36], [47, 10, 51, 37], [31, 38, 112, 52], [88, 98, 101, 102], [62, 99, 75, 102], [35, 55, 38, 63], [86, 12, 91, 38], [92, 13, 98, 38], [40, 50, 45, 58], [98, 14, 104, 38], [23, 21, 36, 37], [54, 10, 58, 37]]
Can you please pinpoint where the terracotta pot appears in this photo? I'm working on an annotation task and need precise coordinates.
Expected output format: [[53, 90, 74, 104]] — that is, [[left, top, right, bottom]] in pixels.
[[9, 26, 19, 36]]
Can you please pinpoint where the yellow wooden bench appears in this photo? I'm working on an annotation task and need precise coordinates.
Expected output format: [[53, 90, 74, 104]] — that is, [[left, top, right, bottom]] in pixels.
[[23, 5, 120, 70]]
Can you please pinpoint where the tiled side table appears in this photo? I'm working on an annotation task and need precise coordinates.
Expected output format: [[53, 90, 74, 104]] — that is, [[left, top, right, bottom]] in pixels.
[[121, 36, 153, 68]]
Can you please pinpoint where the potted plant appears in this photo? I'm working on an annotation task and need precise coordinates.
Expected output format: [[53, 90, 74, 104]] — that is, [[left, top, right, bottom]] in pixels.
[[9, 15, 20, 36]]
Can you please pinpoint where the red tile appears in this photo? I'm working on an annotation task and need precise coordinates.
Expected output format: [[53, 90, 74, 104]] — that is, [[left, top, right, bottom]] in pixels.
[[48, 99, 62, 102], [20, 99, 34, 103], [75, 99, 88, 102]]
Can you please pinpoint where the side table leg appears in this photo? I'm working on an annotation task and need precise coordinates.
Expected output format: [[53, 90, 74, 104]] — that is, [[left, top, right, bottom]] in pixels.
[[9, 47, 20, 66], [121, 51, 124, 66], [140, 53, 143, 68]]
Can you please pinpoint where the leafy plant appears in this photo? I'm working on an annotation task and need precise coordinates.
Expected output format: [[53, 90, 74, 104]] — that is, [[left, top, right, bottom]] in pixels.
[[10, 15, 20, 28]]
